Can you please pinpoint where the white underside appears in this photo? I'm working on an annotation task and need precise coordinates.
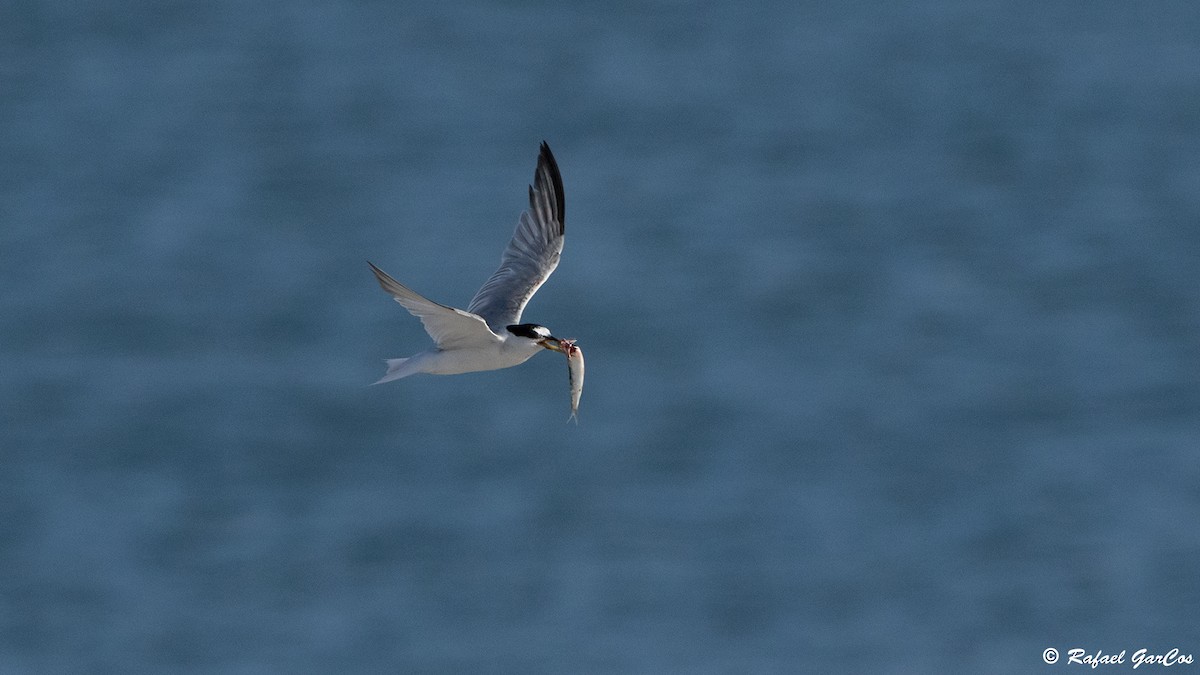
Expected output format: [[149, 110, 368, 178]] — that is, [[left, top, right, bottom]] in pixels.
[[374, 337, 545, 384]]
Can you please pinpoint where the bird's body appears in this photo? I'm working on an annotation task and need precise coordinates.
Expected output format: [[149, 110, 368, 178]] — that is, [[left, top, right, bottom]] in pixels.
[[371, 321, 548, 381], [369, 142, 571, 384]]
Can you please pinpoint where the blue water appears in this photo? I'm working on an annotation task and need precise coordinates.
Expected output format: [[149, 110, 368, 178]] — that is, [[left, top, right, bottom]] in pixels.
[[3, 1, 1199, 672]]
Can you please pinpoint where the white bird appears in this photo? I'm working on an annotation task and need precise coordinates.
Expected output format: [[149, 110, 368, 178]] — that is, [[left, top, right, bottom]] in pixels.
[[368, 142, 570, 384]]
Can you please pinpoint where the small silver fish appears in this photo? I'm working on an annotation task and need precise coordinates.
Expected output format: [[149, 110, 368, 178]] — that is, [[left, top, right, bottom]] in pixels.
[[560, 339, 584, 423]]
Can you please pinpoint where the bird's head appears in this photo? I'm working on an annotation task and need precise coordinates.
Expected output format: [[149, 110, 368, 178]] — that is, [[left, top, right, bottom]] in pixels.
[[506, 323, 565, 352]]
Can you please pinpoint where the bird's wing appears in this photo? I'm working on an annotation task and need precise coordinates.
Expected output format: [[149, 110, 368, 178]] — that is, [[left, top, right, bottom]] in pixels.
[[368, 261, 500, 350], [467, 142, 565, 331]]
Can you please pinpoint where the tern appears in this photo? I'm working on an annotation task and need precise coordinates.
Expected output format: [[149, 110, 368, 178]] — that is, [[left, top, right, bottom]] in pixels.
[[368, 142, 570, 384]]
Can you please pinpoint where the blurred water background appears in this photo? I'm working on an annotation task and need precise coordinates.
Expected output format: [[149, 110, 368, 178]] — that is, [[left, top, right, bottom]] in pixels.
[[3, 1, 1199, 672]]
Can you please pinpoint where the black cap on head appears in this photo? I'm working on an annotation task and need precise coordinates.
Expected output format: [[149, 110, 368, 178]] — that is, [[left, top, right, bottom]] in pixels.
[[506, 323, 550, 340]]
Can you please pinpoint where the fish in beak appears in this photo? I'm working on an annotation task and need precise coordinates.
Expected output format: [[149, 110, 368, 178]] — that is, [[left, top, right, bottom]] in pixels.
[[539, 337, 565, 352], [561, 339, 584, 422]]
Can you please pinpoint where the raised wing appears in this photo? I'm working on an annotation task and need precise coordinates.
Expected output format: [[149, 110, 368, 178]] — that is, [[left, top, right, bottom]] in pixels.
[[368, 261, 500, 350], [467, 142, 565, 331]]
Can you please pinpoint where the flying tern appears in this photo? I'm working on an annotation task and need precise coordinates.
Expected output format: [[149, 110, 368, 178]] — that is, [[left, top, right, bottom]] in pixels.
[[368, 142, 571, 384]]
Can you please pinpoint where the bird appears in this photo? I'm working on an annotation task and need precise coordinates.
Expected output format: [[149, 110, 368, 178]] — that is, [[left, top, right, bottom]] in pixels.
[[367, 141, 570, 384]]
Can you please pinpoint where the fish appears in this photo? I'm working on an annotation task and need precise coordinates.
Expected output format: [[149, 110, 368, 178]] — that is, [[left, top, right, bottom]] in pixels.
[[560, 339, 584, 423]]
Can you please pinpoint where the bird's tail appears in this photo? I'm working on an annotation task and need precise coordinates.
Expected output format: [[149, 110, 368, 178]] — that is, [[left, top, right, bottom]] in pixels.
[[372, 357, 417, 385]]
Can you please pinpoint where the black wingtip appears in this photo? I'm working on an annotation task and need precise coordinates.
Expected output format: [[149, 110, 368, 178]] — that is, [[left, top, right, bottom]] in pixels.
[[366, 260, 399, 293], [534, 141, 565, 234]]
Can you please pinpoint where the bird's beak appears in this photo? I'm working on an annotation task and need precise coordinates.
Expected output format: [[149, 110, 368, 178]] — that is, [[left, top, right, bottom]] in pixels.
[[539, 337, 565, 352]]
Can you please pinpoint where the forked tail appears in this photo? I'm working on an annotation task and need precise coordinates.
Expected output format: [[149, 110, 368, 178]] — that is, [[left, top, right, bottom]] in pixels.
[[372, 357, 415, 385]]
